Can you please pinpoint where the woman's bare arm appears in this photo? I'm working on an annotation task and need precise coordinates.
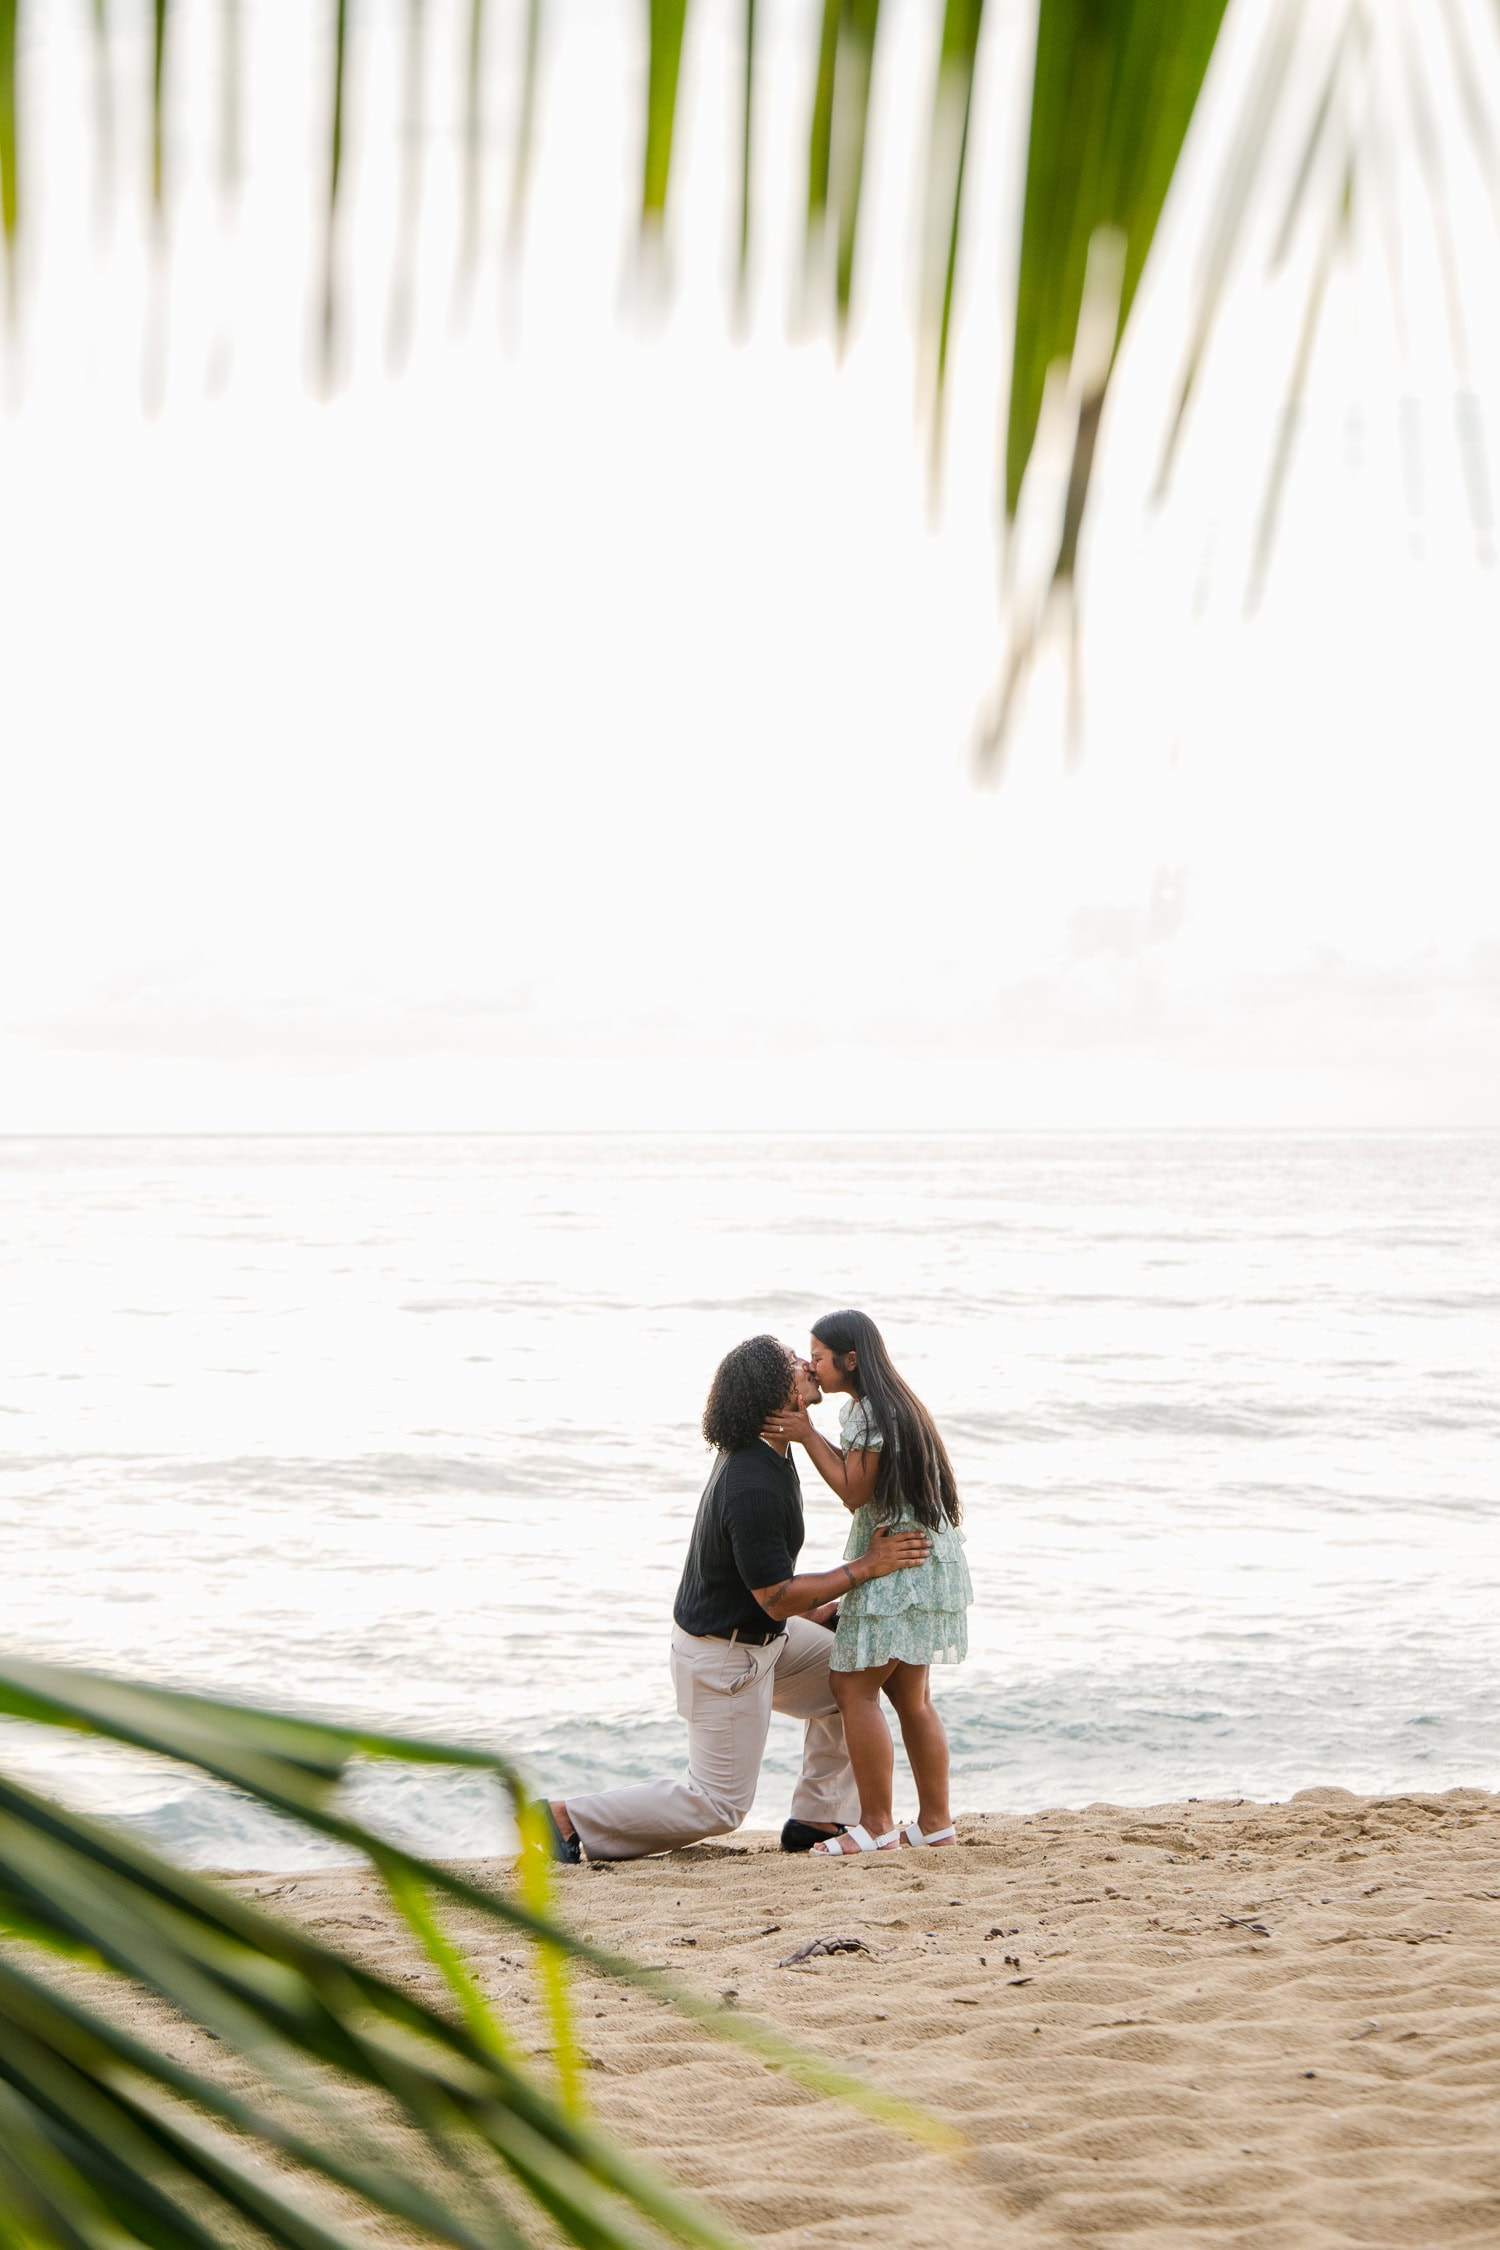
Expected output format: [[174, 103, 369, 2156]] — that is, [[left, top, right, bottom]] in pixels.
[[761, 1403, 881, 1513]]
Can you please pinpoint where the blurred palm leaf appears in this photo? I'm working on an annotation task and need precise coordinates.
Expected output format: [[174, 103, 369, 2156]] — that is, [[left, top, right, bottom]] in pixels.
[[150, 0, 170, 219], [0, 0, 1229, 519], [644, 0, 691, 232], [825, 0, 885, 334], [456, 0, 489, 304], [218, 0, 241, 212], [917, 0, 985, 468], [0, 1657, 952, 2250], [507, 0, 545, 258], [0, 0, 17, 308], [1150, 0, 1305, 501], [319, 0, 351, 388], [735, 0, 756, 299], [387, 0, 429, 368], [88, 0, 115, 237], [1004, 0, 1231, 541], [1, 0, 1497, 738]]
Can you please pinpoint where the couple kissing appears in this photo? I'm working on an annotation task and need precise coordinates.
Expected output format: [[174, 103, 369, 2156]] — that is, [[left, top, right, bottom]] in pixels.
[[544, 1310, 972, 1862]]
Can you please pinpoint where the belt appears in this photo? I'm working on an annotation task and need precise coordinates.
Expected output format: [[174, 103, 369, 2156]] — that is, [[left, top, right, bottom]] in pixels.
[[687, 1624, 785, 1648]]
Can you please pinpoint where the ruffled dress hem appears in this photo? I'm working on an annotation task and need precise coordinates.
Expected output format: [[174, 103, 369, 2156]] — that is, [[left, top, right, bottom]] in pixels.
[[831, 1609, 969, 1672]]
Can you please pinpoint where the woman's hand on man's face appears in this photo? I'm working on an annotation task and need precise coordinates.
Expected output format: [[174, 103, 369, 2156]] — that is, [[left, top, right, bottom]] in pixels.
[[761, 1399, 815, 1447]]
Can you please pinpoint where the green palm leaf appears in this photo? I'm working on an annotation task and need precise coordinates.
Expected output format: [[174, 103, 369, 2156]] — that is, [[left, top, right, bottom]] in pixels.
[[388, 0, 429, 368], [320, 0, 352, 387], [643, 0, 691, 230], [217, 0, 241, 212], [918, 0, 985, 460], [89, 0, 115, 237], [735, 0, 756, 297], [456, 0, 489, 304], [507, 0, 544, 258], [0, 0, 18, 312], [150, 0, 170, 219], [831, 0, 883, 333], [804, 0, 840, 257], [0, 1657, 954, 2250], [1005, 0, 1231, 539], [1151, 0, 1303, 499], [799, 0, 885, 333], [2, 1, 1493, 728]]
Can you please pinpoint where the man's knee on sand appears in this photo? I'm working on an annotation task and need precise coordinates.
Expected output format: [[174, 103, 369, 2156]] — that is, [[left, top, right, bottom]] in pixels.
[[690, 1772, 755, 1834], [565, 1770, 754, 1858]]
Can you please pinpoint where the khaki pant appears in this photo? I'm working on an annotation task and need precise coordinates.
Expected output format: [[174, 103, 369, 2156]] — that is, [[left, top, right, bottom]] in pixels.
[[566, 1618, 858, 1861]]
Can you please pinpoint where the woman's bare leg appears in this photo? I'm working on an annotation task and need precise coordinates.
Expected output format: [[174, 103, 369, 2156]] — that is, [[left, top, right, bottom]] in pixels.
[[882, 1664, 952, 1840], [825, 1663, 899, 1848]]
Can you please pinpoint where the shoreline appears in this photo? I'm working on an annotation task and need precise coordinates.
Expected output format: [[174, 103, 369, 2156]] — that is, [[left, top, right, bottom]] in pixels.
[[161, 1785, 1500, 2245], [194, 1781, 1498, 1880]]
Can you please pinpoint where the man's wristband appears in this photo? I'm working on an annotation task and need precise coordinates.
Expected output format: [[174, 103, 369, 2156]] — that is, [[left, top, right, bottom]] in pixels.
[[843, 1563, 860, 1592]]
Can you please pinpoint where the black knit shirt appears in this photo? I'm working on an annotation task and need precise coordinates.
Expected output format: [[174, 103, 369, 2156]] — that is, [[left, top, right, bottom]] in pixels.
[[673, 1443, 804, 1642]]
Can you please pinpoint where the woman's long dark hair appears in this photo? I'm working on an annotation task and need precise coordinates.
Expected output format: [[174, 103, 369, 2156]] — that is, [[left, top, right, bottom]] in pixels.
[[812, 1310, 960, 1531]]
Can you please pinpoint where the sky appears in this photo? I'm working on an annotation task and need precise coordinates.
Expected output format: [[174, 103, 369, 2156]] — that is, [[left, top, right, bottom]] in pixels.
[[1, 0, 1498, 1132]]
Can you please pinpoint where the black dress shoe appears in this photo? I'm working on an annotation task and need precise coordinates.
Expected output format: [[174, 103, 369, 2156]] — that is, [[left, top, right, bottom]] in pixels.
[[537, 1803, 582, 1863], [780, 1819, 848, 1853]]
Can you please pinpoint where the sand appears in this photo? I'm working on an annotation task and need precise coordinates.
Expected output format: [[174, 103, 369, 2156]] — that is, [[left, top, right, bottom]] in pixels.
[[125, 1790, 1500, 2246]]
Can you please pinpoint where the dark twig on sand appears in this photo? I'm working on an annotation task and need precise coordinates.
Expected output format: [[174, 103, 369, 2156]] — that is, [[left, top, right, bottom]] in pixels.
[[777, 1935, 875, 1967]]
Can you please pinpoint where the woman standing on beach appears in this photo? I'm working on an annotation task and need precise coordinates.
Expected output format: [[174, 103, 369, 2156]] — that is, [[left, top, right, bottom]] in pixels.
[[764, 1310, 971, 1853]]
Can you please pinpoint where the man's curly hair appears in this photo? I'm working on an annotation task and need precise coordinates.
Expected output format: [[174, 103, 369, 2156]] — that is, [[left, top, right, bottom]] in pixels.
[[701, 1334, 796, 1454]]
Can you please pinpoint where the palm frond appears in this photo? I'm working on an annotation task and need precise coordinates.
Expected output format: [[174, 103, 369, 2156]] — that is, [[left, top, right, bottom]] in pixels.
[[802, 0, 840, 303], [830, 0, 883, 334], [506, 0, 544, 258], [388, 0, 428, 369], [2, 1, 1497, 752], [1005, 0, 1231, 528], [0, 1768, 737, 2250], [0, 1657, 949, 2137], [217, 0, 241, 212], [978, 0, 1229, 763], [0, 1656, 954, 2250], [918, 0, 985, 474], [1152, 0, 1302, 499], [320, 0, 352, 389], [643, 0, 691, 232], [799, 0, 887, 337], [455, 0, 489, 308], [1266, 7, 1359, 272], [735, 0, 756, 302], [1439, 0, 1500, 235], [1247, 144, 1354, 608], [89, 0, 115, 238], [1399, 2, 1495, 558], [150, 0, 170, 220], [0, 0, 18, 314]]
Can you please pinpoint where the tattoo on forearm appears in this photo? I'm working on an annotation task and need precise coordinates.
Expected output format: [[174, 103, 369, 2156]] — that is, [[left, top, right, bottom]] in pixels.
[[843, 1564, 857, 1592], [764, 1580, 792, 1609]]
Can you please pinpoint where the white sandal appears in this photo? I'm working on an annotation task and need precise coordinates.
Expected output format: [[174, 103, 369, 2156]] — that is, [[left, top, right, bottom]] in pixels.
[[810, 1824, 901, 1855], [897, 1823, 956, 1848]]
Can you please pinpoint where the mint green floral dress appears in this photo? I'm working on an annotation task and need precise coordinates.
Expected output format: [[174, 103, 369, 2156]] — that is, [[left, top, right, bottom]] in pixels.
[[831, 1397, 973, 1672]]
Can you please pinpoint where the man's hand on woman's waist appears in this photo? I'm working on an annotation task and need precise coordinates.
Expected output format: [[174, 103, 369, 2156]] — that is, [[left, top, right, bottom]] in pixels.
[[751, 1526, 931, 1622]]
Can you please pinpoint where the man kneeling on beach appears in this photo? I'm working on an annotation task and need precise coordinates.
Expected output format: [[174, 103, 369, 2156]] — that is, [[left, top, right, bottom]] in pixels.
[[545, 1334, 930, 1861]]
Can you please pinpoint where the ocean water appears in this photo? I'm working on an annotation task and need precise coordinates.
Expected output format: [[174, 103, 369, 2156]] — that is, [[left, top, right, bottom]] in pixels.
[[0, 1132, 1495, 1868]]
